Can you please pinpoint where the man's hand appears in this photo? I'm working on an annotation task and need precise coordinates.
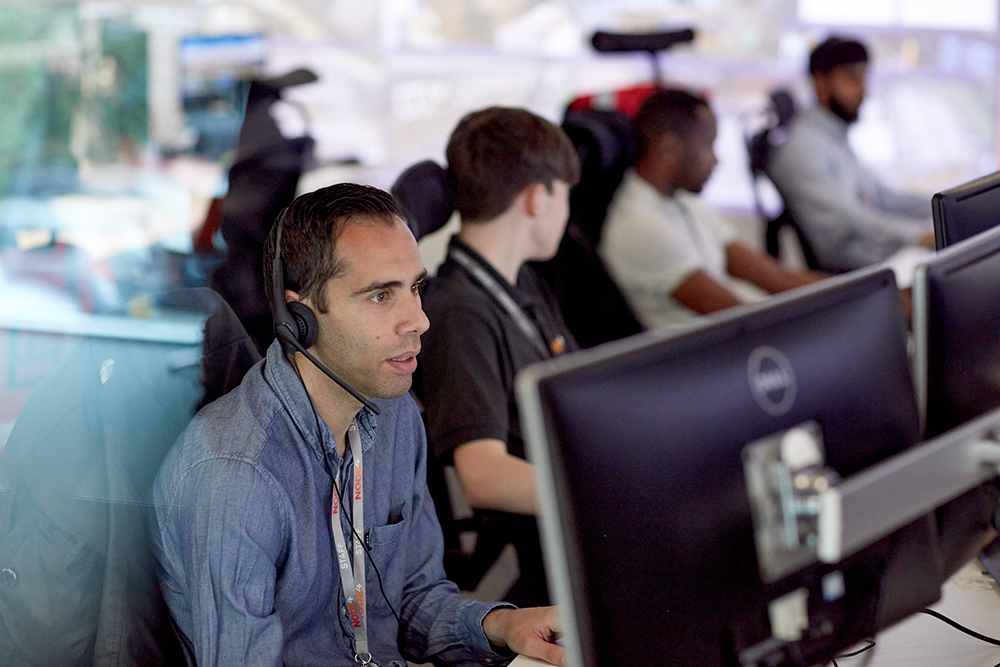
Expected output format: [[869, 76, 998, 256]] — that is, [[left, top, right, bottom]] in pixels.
[[482, 606, 563, 666]]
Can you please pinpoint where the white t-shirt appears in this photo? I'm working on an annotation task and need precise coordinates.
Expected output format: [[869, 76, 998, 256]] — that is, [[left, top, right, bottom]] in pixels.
[[600, 170, 741, 329]]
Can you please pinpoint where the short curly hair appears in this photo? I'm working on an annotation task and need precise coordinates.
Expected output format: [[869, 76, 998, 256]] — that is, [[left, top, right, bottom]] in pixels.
[[633, 88, 711, 158]]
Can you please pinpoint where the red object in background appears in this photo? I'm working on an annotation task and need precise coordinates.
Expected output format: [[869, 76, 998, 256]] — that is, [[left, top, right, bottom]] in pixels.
[[567, 82, 712, 118], [566, 83, 659, 118], [194, 197, 224, 252]]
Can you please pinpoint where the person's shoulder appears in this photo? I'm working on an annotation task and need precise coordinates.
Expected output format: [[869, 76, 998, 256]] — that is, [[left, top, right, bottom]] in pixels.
[[423, 261, 488, 310], [784, 107, 832, 141], [159, 369, 273, 476], [605, 172, 673, 240], [608, 170, 655, 209], [422, 264, 502, 333]]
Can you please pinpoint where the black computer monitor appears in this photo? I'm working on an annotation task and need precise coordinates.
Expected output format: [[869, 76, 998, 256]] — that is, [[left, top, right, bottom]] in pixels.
[[914, 224, 1000, 438], [518, 268, 951, 667], [932, 170, 1000, 250]]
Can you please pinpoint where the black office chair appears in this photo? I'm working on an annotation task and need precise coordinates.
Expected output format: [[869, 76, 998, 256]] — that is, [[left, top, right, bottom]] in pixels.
[[391, 161, 513, 591], [532, 108, 644, 349], [746, 89, 822, 271], [211, 69, 318, 356], [391, 160, 454, 241]]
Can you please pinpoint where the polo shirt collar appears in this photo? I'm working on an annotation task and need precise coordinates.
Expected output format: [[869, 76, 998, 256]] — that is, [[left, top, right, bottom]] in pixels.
[[447, 236, 538, 309]]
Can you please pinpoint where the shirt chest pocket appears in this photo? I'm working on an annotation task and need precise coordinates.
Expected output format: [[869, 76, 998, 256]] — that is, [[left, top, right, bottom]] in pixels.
[[366, 498, 412, 547]]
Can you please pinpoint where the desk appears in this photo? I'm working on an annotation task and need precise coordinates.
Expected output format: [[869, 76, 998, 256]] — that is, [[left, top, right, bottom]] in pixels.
[[510, 561, 1000, 667]]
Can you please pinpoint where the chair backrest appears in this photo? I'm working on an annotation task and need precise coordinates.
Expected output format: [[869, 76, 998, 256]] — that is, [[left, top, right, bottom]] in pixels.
[[391, 160, 455, 242], [210, 70, 317, 355], [745, 89, 823, 271], [533, 109, 643, 348], [562, 109, 637, 248]]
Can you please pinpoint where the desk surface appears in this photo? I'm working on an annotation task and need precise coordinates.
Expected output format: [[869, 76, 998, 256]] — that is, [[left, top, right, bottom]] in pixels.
[[510, 561, 1000, 667]]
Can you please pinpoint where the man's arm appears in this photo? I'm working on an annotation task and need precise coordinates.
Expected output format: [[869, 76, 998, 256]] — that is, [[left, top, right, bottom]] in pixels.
[[152, 457, 286, 667], [394, 405, 529, 667], [871, 172, 932, 219], [767, 126, 930, 269], [482, 606, 563, 666], [452, 438, 537, 515], [725, 242, 825, 294], [670, 269, 743, 314]]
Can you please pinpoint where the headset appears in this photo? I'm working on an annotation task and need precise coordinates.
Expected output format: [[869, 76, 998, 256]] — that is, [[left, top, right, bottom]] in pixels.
[[269, 219, 380, 415]]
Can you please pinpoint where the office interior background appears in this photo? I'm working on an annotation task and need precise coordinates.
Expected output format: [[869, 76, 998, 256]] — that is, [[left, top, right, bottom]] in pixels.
[[0, 0, 998, 451]]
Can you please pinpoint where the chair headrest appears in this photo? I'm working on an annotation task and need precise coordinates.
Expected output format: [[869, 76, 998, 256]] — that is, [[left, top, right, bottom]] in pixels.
[[391, 160, 454, 241]]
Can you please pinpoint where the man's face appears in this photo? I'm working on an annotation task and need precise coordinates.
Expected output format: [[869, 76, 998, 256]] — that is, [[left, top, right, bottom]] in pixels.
[[676, 106, 718, 194], [530, 179, 571, 261], [306, 218, 429, 401], [820, 62, 867, 123]]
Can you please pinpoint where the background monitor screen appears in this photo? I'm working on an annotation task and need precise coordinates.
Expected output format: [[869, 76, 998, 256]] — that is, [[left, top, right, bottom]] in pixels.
[[915, 225, 1000, 438], [518, 268, 954, 667], [932, 170, 1000, 249]]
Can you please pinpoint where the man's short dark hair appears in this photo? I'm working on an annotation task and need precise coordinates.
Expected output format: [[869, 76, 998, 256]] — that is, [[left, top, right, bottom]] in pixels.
[[633, 88, 710, 156], [809, 37, 869, 75], [262, 182, 402, 313], [446, 107, 580, 223]]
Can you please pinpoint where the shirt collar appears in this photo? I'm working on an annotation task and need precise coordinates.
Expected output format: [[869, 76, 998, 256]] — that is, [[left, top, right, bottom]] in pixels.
[[807, 106, 851, 141], [262, 339, 379, 461], [447, 236, 538, 309]]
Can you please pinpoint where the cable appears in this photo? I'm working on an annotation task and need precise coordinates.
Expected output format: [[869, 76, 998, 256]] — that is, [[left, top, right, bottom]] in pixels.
[[291, 360, 403, 630], [830, 638, 876, 666], [837, 639, 876, 658], [919, 608, 1000, 647]]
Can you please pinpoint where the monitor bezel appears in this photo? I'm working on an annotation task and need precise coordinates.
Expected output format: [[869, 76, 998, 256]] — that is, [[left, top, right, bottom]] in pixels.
[[932, 169, 1000, 250], [913, 223, 1000, 437]]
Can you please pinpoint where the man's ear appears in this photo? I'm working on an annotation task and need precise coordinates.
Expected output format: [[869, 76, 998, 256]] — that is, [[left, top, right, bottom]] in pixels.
[[654, 132, 686, 172], [523, 182, 547, 218]]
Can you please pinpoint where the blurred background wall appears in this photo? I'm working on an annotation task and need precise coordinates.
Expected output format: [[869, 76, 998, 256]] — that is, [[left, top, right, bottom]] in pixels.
[[0, 0, 997, 448]]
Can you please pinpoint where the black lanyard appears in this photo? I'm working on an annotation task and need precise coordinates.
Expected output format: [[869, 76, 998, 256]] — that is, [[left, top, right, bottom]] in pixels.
[[449, 246, 557, 359]]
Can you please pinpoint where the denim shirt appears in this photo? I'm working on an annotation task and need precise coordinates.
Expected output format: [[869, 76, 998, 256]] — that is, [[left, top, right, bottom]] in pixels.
[[151, 341, 512, 666]]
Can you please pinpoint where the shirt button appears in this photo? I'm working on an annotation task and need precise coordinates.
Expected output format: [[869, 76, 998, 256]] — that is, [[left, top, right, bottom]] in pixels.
[[1, 568, 16, 588]]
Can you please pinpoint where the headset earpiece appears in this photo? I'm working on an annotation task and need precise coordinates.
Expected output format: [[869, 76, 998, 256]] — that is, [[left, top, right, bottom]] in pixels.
[[287, 300, 318, 348]]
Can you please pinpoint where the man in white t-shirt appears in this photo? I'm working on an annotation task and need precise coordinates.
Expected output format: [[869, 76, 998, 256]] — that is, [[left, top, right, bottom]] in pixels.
[[600, 88, 824, 329]]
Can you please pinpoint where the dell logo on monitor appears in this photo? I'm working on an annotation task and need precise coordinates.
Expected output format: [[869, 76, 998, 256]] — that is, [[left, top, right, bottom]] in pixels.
[[748, 346, 797, 416]]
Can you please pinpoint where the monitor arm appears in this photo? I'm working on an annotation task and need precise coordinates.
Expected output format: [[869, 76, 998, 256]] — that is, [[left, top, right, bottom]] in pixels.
[[818, 407, 1000, 563]]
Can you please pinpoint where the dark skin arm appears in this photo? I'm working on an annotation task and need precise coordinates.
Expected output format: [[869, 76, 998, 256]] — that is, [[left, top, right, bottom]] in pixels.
[[725, 242, 826, 294], [670, 269, 743, 315], [670, 243, 828, 315]]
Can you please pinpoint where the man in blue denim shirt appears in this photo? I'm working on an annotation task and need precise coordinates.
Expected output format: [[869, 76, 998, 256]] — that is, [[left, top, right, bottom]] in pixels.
[[151, 184, 562, 666]]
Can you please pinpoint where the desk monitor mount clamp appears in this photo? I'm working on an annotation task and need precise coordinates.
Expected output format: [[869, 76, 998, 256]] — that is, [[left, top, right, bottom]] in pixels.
[[746, 407, 1000, 575]]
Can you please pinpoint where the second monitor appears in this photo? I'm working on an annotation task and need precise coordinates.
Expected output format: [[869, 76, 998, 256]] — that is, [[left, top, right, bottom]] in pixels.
[[932, 170, 1000, 250]]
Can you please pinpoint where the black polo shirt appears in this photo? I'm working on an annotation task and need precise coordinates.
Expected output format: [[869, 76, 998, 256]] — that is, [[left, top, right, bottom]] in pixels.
[[418, 237, 577, 462]]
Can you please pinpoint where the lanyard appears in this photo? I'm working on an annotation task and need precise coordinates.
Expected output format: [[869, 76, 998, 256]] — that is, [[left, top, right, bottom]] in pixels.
[[330, 419, 376, 666], [449, 245, 558, 358]]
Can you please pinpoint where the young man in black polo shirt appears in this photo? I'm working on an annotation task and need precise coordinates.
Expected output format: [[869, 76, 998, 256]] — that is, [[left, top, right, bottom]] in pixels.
[[417, 107, 580, 606]]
